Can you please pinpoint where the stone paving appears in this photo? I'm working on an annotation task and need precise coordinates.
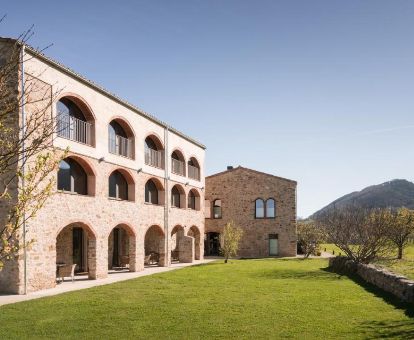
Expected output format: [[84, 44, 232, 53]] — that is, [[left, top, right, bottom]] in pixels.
[[0, 259, 214, 306]]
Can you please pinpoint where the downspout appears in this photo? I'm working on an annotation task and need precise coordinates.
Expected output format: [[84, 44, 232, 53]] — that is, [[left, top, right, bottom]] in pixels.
[[20, 44, 27, 294], [164, 127, 169, 266]]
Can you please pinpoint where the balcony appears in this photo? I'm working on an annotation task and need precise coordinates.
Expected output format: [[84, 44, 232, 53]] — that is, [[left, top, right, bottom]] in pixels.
[[109, 135, 133, 158], [57, 114, 92, 146], [188, 164, 200, 181], [145, 148, 164, 169], [171, 158, 185, 176]]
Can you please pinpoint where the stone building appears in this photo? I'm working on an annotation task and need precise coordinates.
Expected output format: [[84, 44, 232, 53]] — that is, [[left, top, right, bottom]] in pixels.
[[204, 166, 297, 258], [0, 38, 205, 294]]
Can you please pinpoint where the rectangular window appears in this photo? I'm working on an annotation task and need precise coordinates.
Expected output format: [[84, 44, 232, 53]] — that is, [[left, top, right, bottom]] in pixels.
[[269, 234, 278, 256]]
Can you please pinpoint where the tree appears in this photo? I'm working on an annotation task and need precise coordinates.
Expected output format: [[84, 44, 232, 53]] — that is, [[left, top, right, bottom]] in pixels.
[[316, 207, 392, 264], [220, 220, 243, 263], [385, 208, 414, 259], [0, 25, 63, 270], [297, 220, 323, 258]]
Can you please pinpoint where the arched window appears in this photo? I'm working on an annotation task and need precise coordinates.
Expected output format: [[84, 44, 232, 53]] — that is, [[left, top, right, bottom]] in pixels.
[[145, 179, 158, 204], [57, 158, 87, 195], [213, 199, 222, 219], [145, 136, 164, 169], [171, 186, 181, 208], [255, 199, 265, 219], [57, 98, 92, 145], [188, 157, 200, 181], [109, 170, 128, 200], [266, 199, 276, 218], [171, 150, 185, 176], [188, 190, 196, 210], [108, 120, 134, 158]]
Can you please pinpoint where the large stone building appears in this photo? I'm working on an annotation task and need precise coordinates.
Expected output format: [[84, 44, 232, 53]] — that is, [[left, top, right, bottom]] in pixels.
[[0, 38, 205, 294], [204, 166, 297, 258]]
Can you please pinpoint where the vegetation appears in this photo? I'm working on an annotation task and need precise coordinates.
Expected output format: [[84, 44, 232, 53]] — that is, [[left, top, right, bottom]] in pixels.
[[220, 220, 243, 263], [384, 208, 414, 259], [0, 259, 412, 339], [297, 220, 323, 257]]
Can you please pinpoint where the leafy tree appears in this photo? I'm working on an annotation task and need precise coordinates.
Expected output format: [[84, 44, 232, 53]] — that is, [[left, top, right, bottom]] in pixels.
[[385, 208, 414, 259], [220, 220, 243, 263], [0, 25, 64, 270], [297, 220, 323, 258]]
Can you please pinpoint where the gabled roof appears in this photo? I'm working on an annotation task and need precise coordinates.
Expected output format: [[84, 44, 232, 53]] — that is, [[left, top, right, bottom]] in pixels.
[[0, 37, 206, 149], [206, 166, 297, 184]]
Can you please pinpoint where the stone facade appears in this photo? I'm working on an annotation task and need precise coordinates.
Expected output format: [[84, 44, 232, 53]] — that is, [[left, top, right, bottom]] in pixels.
[[205, 167, 297, 258], [329, 257, 414, 303], [0, 40, 205, 294]]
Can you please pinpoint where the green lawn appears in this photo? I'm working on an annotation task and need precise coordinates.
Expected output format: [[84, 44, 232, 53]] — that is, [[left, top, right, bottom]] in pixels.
[[321, 243, 414, 280], [0, 259, 413, 339]]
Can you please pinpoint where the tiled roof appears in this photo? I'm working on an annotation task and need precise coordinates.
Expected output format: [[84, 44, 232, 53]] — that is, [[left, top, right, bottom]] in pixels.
[[0, 37, 206, 149]]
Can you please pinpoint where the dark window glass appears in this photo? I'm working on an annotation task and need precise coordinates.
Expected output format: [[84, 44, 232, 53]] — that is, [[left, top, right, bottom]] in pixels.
[[57, 158, 87, 195], [145, 180, 158, 204], [57, 98, 86, 121], [266, 199, 276, 218], [255, 199, 265, 218], [145, 137, 157, 150], [171, 151, 180, 160], [188, 191, 196, 210], [213, 199, 222, 218], [171, 186, 181, 208], [109, 171, 128, 200]]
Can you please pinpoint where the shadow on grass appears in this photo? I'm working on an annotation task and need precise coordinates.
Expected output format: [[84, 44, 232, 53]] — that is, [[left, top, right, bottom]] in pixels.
[[358, 320, 414, 339], [323, 267, 414, 318]]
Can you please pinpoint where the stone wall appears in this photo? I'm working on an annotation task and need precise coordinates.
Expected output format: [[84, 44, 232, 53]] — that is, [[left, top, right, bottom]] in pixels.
[[329, 257, 414, 303], [205, 167, 297, 258]]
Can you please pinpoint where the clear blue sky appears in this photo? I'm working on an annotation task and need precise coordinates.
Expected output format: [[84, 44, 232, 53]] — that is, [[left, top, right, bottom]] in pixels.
[[2, 1, 414, 217]]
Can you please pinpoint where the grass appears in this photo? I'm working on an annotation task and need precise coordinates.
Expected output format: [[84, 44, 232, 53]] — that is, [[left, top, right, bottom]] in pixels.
[[0, 259, 413, 339], [321, 243, 414, 280]]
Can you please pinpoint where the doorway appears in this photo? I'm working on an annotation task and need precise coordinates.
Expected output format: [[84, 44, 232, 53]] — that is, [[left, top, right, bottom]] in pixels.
[[204, 232, 221, 256], [73, 227, 84, 272], [269, 234, 278, 256]]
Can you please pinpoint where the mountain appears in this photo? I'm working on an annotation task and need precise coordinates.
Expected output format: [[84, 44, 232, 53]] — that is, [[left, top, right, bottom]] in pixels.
[[311, 179, 414, 218]]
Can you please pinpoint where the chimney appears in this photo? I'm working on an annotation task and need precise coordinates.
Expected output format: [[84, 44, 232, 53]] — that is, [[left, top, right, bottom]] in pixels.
[[227, 166, 233, 171]]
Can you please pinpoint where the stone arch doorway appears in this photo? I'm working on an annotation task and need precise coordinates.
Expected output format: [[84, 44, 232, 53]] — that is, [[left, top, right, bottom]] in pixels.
[[144, 225, 166, 266], [108, 224, 137, 272], [188, 226, 202, 260], [56, 222, 97, 280]]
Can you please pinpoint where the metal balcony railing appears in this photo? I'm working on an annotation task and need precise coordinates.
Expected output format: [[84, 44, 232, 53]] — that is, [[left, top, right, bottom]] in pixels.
[[188, 164, 200, 181], [57, 114, 92, 145], [171, 158, 185, 176], [145, 148, 164, 169], [109, 134, 133, 158]]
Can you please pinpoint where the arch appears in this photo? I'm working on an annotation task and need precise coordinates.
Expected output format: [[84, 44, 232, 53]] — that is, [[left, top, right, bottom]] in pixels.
[[255, 198, 265, 219], [188, 188, 201, 211], [144, 134, 164, 169], [187, 157, 201, 181], [171, 184, 185, 208], [213, 199, 222, 219], [171, 149, 186, 176], [145, 178, 165, 205], [56, 93, 96, 146], [266, 198, 276, 218], [107, 223, 137, 272], [56, 222, 98, 281], [144, 225, 166, 266], [188, 226, 202, 260], [57, 156, 96, 196], [108, 117, 135, 159], [144, 132, 164, 150], [109, 168, 135, 201]]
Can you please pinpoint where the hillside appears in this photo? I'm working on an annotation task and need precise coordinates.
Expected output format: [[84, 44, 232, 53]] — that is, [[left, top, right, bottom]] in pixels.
[[312, 179, 414, 218]]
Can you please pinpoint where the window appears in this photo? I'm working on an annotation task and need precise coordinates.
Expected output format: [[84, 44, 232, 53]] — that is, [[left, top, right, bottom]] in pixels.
[[171, 186, 181, 208], [188, 190, 196, 210], [145, 136, 164, 168], [187, 157, 200, 181], [213, 199, 222, 218], [171, 151, 185, 176], [57, 98, 92, 145], [109, 170, 128, 200], [108, 120, 133, 158], [145, 179, 158, 204], [57, 158, 87, 195], [255, 199, 265, 218], [266, 199, 276, 218]]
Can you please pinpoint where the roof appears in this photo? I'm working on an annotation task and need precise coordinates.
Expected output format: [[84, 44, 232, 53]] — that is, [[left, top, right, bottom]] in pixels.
[[0, 37, 206, 149], [206, 166, 297, 184]]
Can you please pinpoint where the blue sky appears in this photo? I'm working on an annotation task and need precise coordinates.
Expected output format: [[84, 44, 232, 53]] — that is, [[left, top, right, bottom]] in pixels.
[[2, 1, 414, 217]]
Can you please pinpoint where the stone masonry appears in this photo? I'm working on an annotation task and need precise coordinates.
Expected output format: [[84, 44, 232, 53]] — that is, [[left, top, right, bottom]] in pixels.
[[205, 167, 297, 258]]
